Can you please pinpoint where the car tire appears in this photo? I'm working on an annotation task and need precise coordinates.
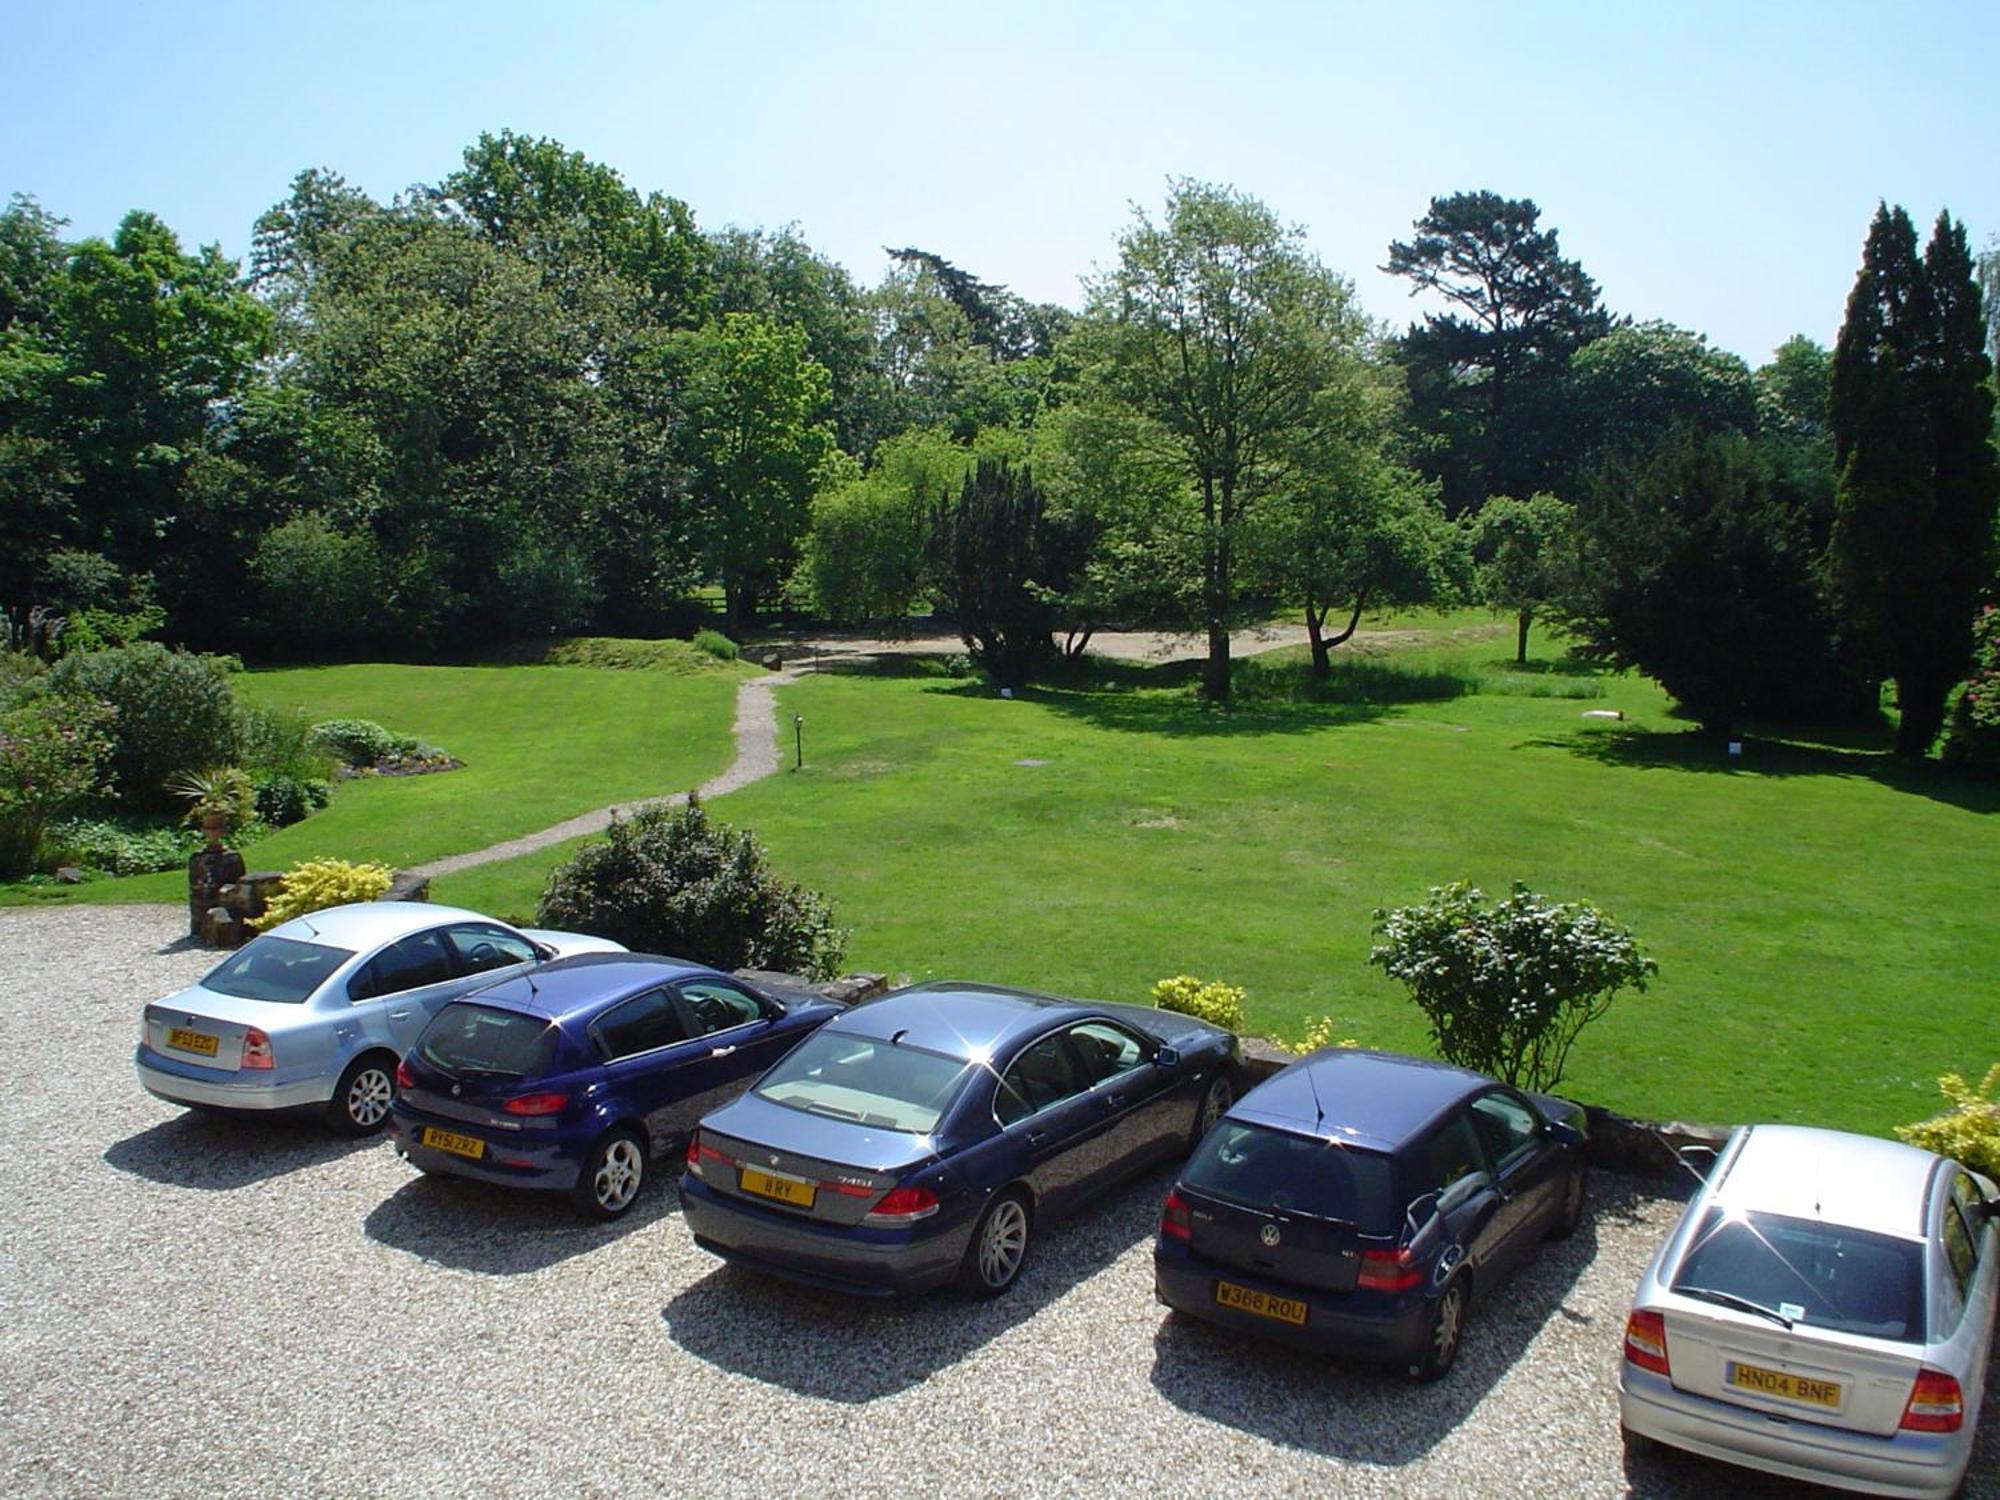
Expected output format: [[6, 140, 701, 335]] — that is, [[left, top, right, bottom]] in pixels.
[[1411, 1276, 1469, 1382], [328, 1051, 397, 1136], [958, 1190, 1033, 1299], [570, 1127, 647, 1221], [1188, 1074, 1234, 1153], [1547, 1164, 1589, 1239]]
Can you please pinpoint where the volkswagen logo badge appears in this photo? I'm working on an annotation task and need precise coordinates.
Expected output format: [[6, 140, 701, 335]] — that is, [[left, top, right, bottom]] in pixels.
[[1260, 1223, 1281, 1247], [769, 1154, 781, 1167], [450, 1083, 461, 1097]]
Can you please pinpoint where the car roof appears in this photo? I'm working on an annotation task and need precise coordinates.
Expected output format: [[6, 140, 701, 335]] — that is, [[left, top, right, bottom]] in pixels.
[[1229, 1048, 1497, 1152], [446, 952, 725, 1024], [832, 982, 1094, 1063], [263, 901, 510, 949], [1712, 1125, 1941, 1239]]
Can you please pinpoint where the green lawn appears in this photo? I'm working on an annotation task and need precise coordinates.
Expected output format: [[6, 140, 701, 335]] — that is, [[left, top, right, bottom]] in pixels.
[[444, 639, 1998, 1139], [6, 660, 749, 906]]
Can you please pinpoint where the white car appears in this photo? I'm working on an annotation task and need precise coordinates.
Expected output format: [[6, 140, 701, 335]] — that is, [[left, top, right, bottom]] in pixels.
[[1619, 1124, 1998, 1499], [136, 902, 625, 1134]]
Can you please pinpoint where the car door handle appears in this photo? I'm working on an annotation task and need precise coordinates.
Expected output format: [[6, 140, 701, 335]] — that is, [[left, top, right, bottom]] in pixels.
[[1025, 1130, 1048, 1146], [710, 1045, 736, 1058], [1105, 1093, 1127, 1108], [389, 1010, 412, 1020]]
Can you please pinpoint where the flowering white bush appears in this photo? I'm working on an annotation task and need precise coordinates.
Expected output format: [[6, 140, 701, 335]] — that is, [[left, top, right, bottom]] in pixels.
[[1369, 881, 1654, 1090]]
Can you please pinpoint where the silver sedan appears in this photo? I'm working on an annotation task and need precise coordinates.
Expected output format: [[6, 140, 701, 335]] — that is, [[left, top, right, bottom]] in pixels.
[[135, 901, 624, 1133], [1619, 1124, 1998, 1499]]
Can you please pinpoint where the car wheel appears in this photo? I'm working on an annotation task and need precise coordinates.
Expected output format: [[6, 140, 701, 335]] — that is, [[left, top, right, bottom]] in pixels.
[[1547, 1164, 1589, 1239], [1411, 1276, 1468, 1382], [570, 1127, 647, 1221], [328, 1052, 397, 1136], [1188, 1074, 1234, 1153], [958, 1191, 1033, 1298]]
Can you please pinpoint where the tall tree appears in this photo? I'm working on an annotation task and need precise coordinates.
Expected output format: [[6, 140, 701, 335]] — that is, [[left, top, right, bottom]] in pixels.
[[1564, 322, 1756, 463], [1472, 492, 1570, 664], [670, 312, 841, 633], [1078, 180, 1368, 701], [1384, 191, 1612, 511], [1829, 205, 1998, 757], [927, 458, 1086, 685]]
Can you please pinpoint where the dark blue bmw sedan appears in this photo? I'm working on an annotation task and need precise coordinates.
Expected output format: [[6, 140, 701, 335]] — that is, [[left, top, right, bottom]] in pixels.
[[389, 953, 842, 1219], [680, 982, 1240, 1297], [1154, 1048, 1588, 1379]]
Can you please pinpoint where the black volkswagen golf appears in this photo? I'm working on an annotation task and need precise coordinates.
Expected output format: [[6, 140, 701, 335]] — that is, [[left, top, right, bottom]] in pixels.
[[1154, 1047, 1588, 1380]]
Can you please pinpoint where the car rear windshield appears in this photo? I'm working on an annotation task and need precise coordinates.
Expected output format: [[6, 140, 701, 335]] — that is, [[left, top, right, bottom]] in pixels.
[[200, 936, 355, 1004], [755, 1031, 969, 1134], [1673, 1208, 1927, 1342], [418, 1003, 557, 1080], [1183, 1122, 1398, 1234]]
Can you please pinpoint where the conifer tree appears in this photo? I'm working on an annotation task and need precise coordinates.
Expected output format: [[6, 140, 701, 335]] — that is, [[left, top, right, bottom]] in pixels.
[[1829, 205, 1998, 757]]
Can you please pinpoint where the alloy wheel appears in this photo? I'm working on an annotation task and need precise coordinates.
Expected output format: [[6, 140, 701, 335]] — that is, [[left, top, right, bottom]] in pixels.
[[594, 1137, 644, 1213], [978, 1198, 1030, 1288], [346, 1066, 392, 1130]]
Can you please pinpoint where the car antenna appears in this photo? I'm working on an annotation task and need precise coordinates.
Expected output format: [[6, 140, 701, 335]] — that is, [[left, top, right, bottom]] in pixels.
[[1305, 1057, 1327, 1133], [890, 1028, 909, 1046]]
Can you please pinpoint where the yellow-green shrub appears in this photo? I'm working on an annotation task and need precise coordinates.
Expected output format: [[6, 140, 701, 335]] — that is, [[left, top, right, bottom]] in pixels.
[[1896, 1064, 2000, 1178], [252, 858, 395, 932], [1151, 975, 1246, 1034], [1284, 1016, 1360, 1056]]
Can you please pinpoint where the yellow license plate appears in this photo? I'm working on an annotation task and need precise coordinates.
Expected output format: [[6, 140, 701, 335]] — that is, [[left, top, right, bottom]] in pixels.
[[1216, 1281, 1308, 1326], [1728, 1361, 1842, 1409], [167, 1027, 219, 1057], [420, 1126, 485, 1161], [739, 1166, 816, 1209]]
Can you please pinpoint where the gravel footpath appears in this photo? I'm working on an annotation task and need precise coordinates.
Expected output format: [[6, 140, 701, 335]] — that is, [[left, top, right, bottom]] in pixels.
[[410, 668, 803, 879], [3, 905, 1994, 1499]]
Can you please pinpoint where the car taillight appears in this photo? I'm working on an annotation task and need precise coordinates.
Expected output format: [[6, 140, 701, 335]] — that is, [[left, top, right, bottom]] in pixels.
[[1356, 1247, 1422, 1292], [1623, 1309, 1671, 1376], [1160, 1189, 1192, 1242], [686, 1132, 731, 1179], [502, 1092, 568, 1116], [394, 1058, 415, 1091], [240, 1027, 273, 1070], [1899, 1368, 1964, 1433], [864, 1185, 940, 1224]]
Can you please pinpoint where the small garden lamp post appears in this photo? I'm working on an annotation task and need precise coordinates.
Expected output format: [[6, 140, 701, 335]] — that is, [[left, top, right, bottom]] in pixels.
[[793, 714, 805, 771]]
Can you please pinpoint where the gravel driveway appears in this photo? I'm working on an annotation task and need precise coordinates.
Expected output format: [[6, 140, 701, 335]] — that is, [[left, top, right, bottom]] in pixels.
[[3, 905, 1993, 1499]]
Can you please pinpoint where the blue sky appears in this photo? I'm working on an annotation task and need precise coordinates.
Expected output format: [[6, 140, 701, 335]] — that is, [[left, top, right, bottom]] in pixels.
[[6, 0, 1995, 365]]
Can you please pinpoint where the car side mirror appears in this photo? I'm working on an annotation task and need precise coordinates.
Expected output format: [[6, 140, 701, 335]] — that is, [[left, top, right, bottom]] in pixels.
[[1155, 1045, 1181, 1069], [1978, 1197, 2000, 1224], [1546, 1121, 1584, 1148]]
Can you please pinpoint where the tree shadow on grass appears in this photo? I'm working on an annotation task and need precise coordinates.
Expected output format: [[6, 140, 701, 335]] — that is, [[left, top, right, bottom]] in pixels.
[[1525, 726, 1999, 815], [926, 654, 1478, 739], [1149, 1174, 1657, 1464], [361, 1164, 679, 1275], [659, 1163, 1174, 1401]]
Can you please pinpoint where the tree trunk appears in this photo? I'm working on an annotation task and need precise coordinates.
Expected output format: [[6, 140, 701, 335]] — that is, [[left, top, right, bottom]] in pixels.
[[1201, 475, 1232, 702], [1305, 603, 1329, 679], [1893, 671, 1950, 758], [1517, 608, 1532, 665]]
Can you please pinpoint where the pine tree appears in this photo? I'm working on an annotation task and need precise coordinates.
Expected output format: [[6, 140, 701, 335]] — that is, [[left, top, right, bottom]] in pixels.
[[1829, 205, 1998, 757]]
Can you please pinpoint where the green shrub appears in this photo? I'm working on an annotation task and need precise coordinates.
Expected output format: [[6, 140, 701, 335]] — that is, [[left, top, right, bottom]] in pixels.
[[0, 652, 46, 710], [238, 704, 336, 781], [253, 858, 395, 932], [536, 797, 847, 978], [543, 637, 733, 674], [1370, 881, 1655, 1091], [0, 695, 116, 876], [45, 816, 201, 876], [48, 644, 240, 812], [1897, 1065, 2000, 1178], [251, 772, 332, 828], [1940, 605, 2000, 773], [308, 719, 410, 767], [1151, 975, 1247, 1034], [691, 628, 739, 662]]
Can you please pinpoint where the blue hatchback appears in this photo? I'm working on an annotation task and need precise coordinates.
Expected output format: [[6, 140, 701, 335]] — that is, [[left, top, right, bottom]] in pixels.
[[681, 981, 1240, 1297], [389, 953, 842, 1219], [1154, 1048, 1588, 1380]]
